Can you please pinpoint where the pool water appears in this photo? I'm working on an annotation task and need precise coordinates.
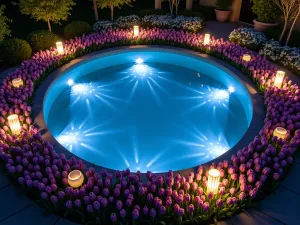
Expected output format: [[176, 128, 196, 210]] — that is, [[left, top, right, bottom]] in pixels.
[[44, 48, 252, 172]]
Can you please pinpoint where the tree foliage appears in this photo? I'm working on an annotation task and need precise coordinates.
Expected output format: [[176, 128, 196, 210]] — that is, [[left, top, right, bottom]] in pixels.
[[19, 0, 76, 32], [0, 5, 12, 41], [96, 0, 135, 21], [251, 0, 281, 23]]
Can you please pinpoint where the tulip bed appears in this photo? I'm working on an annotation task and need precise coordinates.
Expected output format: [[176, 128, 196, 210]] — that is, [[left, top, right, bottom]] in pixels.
[[0, 28, 299, 225]]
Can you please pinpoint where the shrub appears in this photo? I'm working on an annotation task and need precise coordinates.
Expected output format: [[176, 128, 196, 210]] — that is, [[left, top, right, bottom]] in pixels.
[[142, 15, 204, 33], [93, 21, 115, 32], [229, 27, 267, 50], [115, 15, 141, 29], [251, 0, 281, 23], [64, 21, 92, 39], [27, 30, 60, 52], [260, 40, 300, 74], [0, 38, 32, 65], [216, 0, 232, 11]]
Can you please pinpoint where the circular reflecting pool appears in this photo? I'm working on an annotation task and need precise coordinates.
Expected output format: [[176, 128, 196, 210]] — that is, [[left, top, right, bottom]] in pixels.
[[44, 48, 253, 172]]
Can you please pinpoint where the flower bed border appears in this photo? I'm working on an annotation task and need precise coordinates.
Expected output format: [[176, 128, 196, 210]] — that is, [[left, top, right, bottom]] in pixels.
[[0, 28, 299, 225]]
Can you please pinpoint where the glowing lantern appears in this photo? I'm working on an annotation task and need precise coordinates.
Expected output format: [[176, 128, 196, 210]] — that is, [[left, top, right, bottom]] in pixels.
[[133, 25, 139, 37], [204, 34, 210, 45], [56, 42, 64, 55], [207, 169, 220, 194], [12, 78, 24, 88], [7, 114, 21, 135], [273, 127, 287, 140], [242, 54, 251, 62], [274, 71, 285, 88], [68, 170, 84, 188]]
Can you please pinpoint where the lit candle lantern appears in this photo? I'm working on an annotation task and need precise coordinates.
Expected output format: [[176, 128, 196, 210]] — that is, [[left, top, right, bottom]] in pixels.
[[274, 71, 285, 88], [242, 54, 251, 62], [68, 170, 84, 188], [7, 114, 21, 135], [273, 127, 287, 140], [204, 34, 210, 45], [12, 78, 24, 88], [56, 42, 64, 55], [133, 25, 139, 37], [207, 169, 220, 194]]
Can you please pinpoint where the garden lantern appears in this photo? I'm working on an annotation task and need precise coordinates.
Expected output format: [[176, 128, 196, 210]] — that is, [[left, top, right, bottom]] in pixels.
[[56, 42, 65, 55], [7, 114, 21, 135], [68, 170, 84, 188], [207, 169, 220, 194], [273, 127, 287, 140], [274, 71, 285, 88], [204, 34, 210, 45], [12, 78, 24, 88], [133, 25, 139, 37], [242, 54, 251, 62]]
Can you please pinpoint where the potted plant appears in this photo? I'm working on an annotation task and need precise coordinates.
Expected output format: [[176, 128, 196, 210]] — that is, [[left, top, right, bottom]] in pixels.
[[251, 0, 281, 31], [215, 0, 232, 23]]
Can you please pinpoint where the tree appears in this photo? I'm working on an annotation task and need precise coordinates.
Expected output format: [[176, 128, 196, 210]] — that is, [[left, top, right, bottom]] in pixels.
[[19, 0, 76, 32], [0, 5, 12, 41], [172, 0, 181, 16], [91, 0, 99, 21], [286, 1, 300, 45], [96, 0, 135, 21], [273, 0, 299, 43], [164, 0, 174, 15], [163, 0, 181, 16]]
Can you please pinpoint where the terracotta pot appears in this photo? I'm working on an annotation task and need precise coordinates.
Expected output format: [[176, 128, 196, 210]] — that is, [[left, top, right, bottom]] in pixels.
[[215, 9, 231, 23], [253, 19, 279, 32]]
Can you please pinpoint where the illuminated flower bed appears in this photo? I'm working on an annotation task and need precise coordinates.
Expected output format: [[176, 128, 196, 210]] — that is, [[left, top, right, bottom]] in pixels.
[[0, 27, 299, 224]]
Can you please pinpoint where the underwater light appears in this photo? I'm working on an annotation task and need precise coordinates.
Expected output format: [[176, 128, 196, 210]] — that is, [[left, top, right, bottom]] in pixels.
[[57, 132, 79, 145], [213, 89, 229, 100], [72, 84, 91, 95], [135, 58, 144, 64], [67, 79, 75, 86], [228, 86, 235, 93]]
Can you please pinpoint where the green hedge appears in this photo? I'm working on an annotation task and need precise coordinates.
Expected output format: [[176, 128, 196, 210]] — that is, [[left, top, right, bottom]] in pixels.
[[27, 30, 61, 52], [0, 38, 32, 65], [64, 21, 92, 40]]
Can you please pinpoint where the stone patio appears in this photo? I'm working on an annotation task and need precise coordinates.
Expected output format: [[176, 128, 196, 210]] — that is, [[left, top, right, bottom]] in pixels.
[[0, 21, 299, 225]]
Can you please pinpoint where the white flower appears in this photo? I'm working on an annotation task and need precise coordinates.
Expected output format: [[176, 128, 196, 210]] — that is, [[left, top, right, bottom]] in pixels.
[[229, 27, 267, 49], [93, 21, 115, 31], [260, 40, 300, 71], [116, 15, 141, 29], [142, 15, 203, 32]]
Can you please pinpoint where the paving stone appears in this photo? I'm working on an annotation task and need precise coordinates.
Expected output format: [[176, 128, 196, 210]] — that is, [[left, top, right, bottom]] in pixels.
[[0, 175, 10, 190], [230, 208, 283, 225], [55, 217, 79, 225], [257, 186, 300, 225], [295, 152, 300, 164], [0, 204, 58, 225], [0, 167, 10, 189], [0, 186, 32, 222], [281, 163, 300, 195]]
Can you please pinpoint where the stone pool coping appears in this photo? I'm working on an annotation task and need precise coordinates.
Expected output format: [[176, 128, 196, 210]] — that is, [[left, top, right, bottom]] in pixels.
[[31, 45, 265, 176]]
